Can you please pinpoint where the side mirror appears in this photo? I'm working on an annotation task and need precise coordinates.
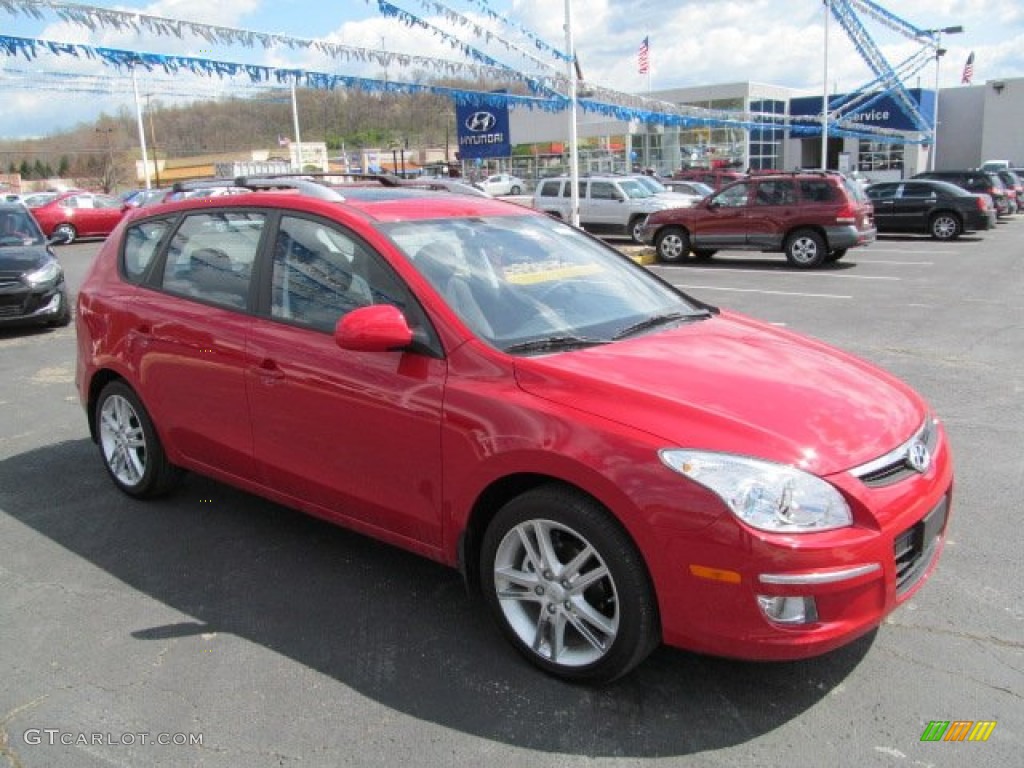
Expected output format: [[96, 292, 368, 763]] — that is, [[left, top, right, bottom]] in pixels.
[[48, 231, 72, 245], [336, 304, 413, 352]]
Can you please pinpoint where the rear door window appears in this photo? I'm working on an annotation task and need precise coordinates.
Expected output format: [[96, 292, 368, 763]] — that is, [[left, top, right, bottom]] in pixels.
[[160, 212, 266, 310]]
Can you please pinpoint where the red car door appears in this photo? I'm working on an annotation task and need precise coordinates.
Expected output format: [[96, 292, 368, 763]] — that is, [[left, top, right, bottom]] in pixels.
[[245, 215, 447, 549], [691, 181, 752, 249]]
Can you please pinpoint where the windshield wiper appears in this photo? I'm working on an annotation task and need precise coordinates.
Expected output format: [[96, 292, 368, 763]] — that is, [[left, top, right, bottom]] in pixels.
[[612, 310, 710, 340], [504, 335, 609, 355]]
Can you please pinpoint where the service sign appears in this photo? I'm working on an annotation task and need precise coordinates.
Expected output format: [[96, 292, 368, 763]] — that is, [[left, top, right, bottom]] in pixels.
[[790, 88, 933, 132], [455, 102, 512, 159]]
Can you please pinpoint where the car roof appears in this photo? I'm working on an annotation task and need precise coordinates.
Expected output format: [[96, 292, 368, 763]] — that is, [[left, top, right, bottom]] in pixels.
[[136, 177, 534, 224]]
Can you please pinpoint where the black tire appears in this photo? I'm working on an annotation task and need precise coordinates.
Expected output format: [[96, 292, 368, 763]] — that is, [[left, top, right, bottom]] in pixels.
[[52, 223, 76, 244], [692, 249, 717, 260], [94, 381, 182, 498], [784, 229, 827, 268], [929, 212, 962, 240], [510, 185, 521, 195], [48, 290, 71, 327], [629, 216, 647, 244], [655, 226, 690, 263], [480, 484, 659, 683], [825, 248, 847, 262]]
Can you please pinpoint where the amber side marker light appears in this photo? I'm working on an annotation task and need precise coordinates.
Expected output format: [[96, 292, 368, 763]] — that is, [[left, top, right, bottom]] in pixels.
[[689, 564, 742, 584]]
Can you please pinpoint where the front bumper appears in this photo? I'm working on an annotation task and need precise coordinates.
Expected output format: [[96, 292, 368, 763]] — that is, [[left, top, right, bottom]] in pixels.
[[652, 423, 952, 661], [0, 282, 67, 325]]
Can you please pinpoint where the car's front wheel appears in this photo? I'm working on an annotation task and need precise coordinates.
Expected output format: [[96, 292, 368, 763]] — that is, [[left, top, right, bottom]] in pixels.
[[510, 185, 521, 195], [48, 291, 71, 327], [784, 229, 827, 268], [480, 484, 659, 683], [655, 227, 690, 262], [52, 223, 76, 244], [95, 381, 182, 498], [930, 212, 962, 240]]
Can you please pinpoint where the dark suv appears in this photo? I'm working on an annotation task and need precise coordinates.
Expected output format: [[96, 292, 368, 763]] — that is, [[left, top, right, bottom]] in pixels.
[[639, 171, 876, 268], [912, 170, 1011, 217]]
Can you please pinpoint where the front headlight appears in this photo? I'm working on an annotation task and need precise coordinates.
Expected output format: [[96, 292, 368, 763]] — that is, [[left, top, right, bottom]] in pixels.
[[25, 261, 62, 287], [660, 450, 852, 533]]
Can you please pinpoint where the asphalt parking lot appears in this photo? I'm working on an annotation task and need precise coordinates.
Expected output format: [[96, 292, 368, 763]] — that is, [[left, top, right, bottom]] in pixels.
[[1, 221, 1021, 768]]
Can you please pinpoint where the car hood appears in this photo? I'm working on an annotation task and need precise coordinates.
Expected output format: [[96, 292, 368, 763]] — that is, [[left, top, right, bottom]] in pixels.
[[0, 245, 50, 273], [513, 311, 925, 475]]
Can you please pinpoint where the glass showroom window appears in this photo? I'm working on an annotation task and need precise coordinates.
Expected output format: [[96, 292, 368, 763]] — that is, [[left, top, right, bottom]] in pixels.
[[858, 141, 905, 172], [749, 99, 786, 171]]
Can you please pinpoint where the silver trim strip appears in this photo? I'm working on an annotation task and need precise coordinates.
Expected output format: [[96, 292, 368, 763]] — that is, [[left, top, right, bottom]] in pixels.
[[759, 563, 881, 585], [849, 418, 936, 479]]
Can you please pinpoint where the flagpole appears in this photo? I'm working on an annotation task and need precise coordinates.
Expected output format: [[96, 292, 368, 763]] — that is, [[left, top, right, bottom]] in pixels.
[[565, 0, 581, 228]]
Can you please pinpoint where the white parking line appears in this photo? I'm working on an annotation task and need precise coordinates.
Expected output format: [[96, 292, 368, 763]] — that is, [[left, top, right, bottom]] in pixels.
[[853, 259, 935, 266], [675, 284, 852, 300], [655, 266, 900, 281]]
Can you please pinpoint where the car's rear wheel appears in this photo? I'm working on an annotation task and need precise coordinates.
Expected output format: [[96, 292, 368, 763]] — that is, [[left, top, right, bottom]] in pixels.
[[510, 185, 521, 195], [480, 484, 659, 683], [655, 227, 690, 262], [930, 212, 962, 240], [95, 381, 182, 498], [784, 229, 827, 268], [629, 216, 647, 244], [52, 223, 76, 244]]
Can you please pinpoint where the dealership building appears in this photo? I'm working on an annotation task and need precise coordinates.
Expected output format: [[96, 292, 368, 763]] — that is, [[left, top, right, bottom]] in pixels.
[[501, 76, 1024, 181]]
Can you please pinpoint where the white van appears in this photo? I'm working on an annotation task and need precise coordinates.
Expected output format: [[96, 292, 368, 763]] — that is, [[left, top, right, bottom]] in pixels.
[[981, 160, 1010, 172]]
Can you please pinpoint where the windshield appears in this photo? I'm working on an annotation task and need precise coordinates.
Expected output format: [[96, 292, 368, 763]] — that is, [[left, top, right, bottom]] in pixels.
[[619, 179, 657, 199], [382, 214, 709, 354], [0, 209, 46, 246], [635, 176, 668, 194]]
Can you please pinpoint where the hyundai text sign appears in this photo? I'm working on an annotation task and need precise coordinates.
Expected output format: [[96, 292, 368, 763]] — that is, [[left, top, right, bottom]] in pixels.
[[456, 102, 511, 159]]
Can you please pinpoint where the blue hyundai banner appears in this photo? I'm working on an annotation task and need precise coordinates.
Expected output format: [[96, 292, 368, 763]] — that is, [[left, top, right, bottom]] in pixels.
[[456, 100, 512, 159]]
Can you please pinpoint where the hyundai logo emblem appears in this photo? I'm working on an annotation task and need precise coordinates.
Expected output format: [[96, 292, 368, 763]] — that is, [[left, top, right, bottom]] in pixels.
[[906, 440, 931, 473], [465, 112, 497, 132]]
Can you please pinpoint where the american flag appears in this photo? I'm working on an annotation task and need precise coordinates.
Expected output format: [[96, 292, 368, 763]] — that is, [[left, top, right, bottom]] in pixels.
[[961, 52, 975, 85], [638, 36, 649, 75]]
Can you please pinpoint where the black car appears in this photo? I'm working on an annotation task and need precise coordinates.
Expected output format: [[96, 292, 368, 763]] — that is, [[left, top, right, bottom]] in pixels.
[[865, 180, 996, 240], [912, 170, 1011, 217], [0, 203, 71, 327]]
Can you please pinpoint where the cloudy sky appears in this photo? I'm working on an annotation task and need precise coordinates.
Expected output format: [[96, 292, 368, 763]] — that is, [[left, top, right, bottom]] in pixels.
[[0, 0, 1020, 138]]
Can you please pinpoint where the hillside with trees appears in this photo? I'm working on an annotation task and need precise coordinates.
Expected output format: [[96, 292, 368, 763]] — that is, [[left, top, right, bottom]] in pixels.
[[0, 82, 475, 192]]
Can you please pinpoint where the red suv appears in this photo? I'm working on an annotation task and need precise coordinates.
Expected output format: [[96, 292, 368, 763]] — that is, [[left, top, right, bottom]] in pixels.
[[75, 177, 950, 682], [641, 171, 876, 268]]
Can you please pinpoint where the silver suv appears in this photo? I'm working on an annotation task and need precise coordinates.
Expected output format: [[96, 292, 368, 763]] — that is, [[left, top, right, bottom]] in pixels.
[[533, 175, 695, 243]]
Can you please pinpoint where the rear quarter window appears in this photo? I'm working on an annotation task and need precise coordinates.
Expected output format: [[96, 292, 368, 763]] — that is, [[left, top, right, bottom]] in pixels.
[[122, 219, 173, 283], [798, 180, 837, 203]]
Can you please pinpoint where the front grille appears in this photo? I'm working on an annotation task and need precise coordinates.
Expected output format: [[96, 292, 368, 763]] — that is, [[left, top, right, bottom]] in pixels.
[[894, 495, 948, 595], [852, 418, 939, 488]]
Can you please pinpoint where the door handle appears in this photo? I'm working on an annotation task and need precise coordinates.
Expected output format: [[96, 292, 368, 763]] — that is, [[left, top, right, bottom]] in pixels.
[[256, 358, 285, 381]]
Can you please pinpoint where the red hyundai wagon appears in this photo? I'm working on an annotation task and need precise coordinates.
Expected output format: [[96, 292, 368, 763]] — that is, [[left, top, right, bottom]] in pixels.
[[75, 178, 952, 682]]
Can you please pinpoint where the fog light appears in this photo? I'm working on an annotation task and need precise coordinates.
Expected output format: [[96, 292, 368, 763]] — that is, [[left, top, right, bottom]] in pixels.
[[756, 595, 819, 625]]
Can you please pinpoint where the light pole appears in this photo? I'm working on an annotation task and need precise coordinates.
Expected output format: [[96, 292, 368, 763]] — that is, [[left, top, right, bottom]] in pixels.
[[927, 25, 963, 172], [145, 94, 161, 188]]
